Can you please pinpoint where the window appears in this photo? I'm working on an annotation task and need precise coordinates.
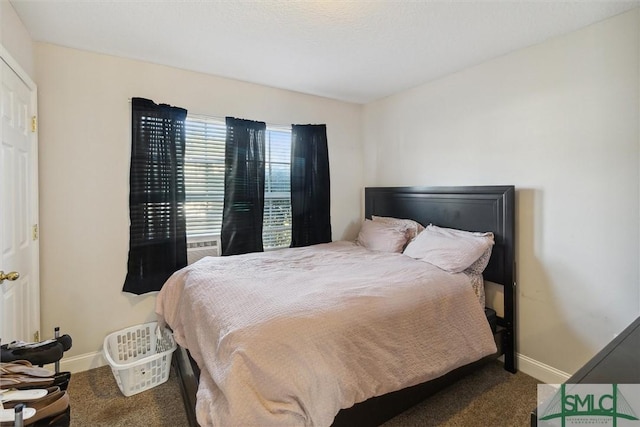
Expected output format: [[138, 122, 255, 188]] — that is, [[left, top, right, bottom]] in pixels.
[[184, 116, 292, 249], [184, 116, 225, 239], [263, 126, 292, 249]]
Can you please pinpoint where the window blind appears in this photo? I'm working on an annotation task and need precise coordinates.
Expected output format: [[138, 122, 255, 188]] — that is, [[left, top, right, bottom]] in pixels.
[[184, 115, 225, 238], [184, 115, 292, 249]]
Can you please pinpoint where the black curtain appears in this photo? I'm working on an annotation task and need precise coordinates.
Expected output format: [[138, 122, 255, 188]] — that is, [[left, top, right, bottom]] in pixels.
[[123, 98, 188, 295], [220, 117, 266, 255], [290, 124, 331, 247]]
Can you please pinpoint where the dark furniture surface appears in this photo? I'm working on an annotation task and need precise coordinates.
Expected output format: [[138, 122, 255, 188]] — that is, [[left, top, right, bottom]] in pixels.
[[173, 185, 517, 427], [568, 316, 640, 384], [530, 316, 640, 426]]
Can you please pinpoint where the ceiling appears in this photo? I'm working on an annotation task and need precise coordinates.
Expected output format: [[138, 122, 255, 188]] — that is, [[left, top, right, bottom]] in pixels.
[[10, 0, 640, 104]]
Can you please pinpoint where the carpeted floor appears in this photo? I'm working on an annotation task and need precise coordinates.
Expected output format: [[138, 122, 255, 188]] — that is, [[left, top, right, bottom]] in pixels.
[[67, 360, 539, 426], [68, 365, 189, 427]]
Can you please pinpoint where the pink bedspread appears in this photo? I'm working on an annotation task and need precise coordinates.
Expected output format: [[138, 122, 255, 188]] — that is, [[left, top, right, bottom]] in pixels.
[[156, 241, 496, 427]]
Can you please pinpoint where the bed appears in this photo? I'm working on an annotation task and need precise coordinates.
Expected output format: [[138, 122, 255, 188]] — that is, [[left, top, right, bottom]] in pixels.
[[158, 185, 516, 427]]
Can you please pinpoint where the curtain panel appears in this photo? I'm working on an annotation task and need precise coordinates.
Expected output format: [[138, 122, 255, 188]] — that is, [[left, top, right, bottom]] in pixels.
[[123, 98, 188, 295], [290, 124, 331, 247], [221, 117, 267, 256]]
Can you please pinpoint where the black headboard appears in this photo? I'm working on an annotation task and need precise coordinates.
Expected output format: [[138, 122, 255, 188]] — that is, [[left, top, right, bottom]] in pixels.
[[364, 186, 516, 372]]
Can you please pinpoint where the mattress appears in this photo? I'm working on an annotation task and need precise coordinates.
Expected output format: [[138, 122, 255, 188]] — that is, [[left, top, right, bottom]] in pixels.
[[156, 241, 497, 427]]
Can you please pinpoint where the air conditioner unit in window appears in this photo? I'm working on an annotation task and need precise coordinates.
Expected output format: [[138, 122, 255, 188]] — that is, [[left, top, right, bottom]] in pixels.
[[187, 236, 221, 264]]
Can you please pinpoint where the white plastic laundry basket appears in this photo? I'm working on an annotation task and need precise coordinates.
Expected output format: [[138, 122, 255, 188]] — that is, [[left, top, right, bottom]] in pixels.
[[103, 321, 177, 397]]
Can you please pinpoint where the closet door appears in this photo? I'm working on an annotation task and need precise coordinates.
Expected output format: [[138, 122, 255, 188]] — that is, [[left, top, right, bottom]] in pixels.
[[1, 48, 39, 343]]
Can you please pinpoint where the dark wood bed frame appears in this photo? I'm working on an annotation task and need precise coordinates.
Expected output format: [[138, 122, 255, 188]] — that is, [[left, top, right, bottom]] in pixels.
[[172, 185, 516, 426]]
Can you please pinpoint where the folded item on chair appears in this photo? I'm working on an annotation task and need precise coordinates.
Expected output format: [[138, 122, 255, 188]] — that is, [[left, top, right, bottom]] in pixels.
[[1, 387, 59, 406], [1, 361, 55, 377], [5, 335, 72, 353], [0, 389, 69, 427], [31, 405, 70, 427], [0, 370, 71, 391], [1, 343, 64, 366]]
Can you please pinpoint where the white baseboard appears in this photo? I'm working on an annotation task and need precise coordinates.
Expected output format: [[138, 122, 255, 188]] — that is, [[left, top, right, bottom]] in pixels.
[[517, 353, 571, 384], [54, 351, 107, 374]]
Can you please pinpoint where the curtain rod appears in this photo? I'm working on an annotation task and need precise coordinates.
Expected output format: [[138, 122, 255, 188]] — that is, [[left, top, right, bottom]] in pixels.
[[127, 98, 292, 130], [127, 97, 223, 121]]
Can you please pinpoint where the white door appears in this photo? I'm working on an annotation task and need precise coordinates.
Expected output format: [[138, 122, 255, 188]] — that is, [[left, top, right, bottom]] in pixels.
[[0, 48, 39, 345]]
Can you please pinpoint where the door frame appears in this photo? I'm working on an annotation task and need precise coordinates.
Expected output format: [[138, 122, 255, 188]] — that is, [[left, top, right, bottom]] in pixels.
[[0, 43, 40, 341]]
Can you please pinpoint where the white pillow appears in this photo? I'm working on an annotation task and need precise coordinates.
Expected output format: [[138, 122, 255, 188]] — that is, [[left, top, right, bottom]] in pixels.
[[356, 219, 408, 253], [371, 216, 425, 241], [465, 246, 493, 275], [403, 224, 494, 273]]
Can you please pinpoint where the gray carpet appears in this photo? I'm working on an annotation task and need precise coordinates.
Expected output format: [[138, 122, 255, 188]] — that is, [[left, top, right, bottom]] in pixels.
[[67, 361, 539, 426]]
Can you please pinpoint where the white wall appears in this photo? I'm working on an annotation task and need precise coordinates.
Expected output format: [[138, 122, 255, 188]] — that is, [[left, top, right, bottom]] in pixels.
[[34, 43, 363, 366], [363, 9, 640, 377], [0, 0, 34, 79]]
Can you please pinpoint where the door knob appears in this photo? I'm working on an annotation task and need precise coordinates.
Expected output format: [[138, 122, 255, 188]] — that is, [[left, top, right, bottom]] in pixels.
[[0, 271, 20, 284]]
